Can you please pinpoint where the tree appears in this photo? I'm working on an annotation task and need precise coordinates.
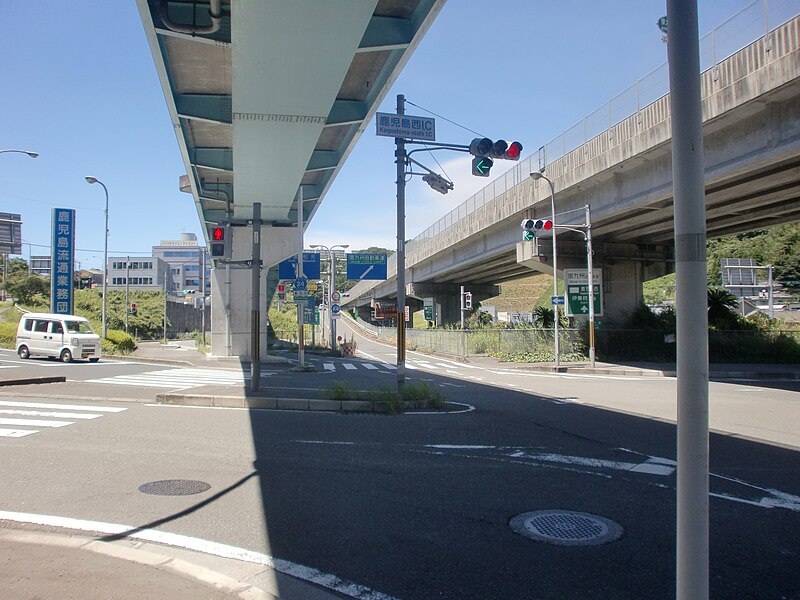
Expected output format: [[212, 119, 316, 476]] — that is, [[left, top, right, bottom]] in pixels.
[[2, 273, 49, 305]]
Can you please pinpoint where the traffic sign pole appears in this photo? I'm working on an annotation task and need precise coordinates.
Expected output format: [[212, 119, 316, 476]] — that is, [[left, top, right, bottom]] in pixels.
[[585, 205, 596, 367], [395, 93, 406, 388]]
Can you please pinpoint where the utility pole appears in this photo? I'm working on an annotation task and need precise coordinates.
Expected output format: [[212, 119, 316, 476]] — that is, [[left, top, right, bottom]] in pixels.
[[667, 2, 710, 599], [125, 256, 130, 333]]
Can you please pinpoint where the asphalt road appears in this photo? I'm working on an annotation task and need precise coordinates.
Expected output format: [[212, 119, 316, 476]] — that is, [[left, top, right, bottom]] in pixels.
[[1, 337, 799, 599]]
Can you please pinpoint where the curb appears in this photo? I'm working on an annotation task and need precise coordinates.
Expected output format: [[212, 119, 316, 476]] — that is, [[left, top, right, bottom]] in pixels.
[[155, 392, 431, 413], [0, 375, 66, 387], [0, 528, 278, 600]]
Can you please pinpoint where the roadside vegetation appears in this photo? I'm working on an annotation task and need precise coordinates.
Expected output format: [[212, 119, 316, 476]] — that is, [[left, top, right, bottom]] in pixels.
[[323, 380, 446, 414]]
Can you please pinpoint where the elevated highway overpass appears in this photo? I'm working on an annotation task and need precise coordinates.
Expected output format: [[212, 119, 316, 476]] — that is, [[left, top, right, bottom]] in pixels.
[[343, 14, 800, 324], [136, 0, 445, 356]]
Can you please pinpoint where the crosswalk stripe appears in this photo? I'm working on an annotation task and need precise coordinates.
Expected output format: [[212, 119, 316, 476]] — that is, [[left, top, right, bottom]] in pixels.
[[86, 368, 247, 389], [342, 363, 357, 370], [0, 428, 38, 438], [0, 418, 74, 428], [383, 364, 397, 370], [363, 364, 379, 370], [323, 363, 335, 371], [0, 409, 102, 420], [0, 400, 126, 413]]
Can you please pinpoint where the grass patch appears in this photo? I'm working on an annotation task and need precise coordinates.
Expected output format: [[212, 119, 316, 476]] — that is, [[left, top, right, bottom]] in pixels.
[[322, 381, 447, 413]]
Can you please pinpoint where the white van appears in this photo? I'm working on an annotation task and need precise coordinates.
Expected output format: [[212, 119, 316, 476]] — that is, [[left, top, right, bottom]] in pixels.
[[16, 313, 102, 363]]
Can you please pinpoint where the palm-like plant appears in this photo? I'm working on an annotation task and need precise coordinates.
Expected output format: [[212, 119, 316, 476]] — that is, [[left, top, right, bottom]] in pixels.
[[707, 287, 739, 325]]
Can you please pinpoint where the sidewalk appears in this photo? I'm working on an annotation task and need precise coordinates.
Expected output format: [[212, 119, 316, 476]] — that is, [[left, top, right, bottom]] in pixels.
[[0, 522, 348, 600]]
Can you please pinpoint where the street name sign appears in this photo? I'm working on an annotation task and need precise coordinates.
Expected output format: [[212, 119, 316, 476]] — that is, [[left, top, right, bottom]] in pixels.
[[375, 113, 435, 141], [564, 269, 603, 317], [346, 253, 388, 280]]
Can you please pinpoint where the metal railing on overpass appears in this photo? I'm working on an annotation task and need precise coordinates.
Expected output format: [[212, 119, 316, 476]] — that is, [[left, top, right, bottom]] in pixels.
[[390, 0, 799, 270]]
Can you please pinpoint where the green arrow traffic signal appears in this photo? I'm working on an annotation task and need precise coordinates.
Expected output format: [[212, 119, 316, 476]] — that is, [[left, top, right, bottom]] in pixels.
[[472, 156, 493, 177]]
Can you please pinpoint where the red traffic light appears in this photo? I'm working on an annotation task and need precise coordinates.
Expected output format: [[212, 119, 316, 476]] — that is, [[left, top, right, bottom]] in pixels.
[[212, 226, 224, 241], [278, 284, 285, 292], [536, 219, 553, 231], [505, 141, 523, 160]]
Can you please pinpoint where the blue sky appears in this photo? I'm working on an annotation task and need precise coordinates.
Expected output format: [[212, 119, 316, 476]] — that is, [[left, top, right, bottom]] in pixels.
[[2, 0, 791, 269]]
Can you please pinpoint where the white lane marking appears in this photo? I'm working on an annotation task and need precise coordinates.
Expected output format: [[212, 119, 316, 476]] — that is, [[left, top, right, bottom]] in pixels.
[[507, 451, 676, 476], [426, 445, 495, 449], [342, 363, 357, 370], [363, 363, 379, 370], [0, 417, 73, 428], [0, 511, 401, 600], [0, 428, 38, 438], [406, 364, 419, 370], [294, 440, 356, 445], [383, 364, 397, 370], [0, 400, 126, 413], [86, 368, 246, 389], [0, 365, 19, 369], [323, 363, 335, 371], [0, 409, 102, 420]]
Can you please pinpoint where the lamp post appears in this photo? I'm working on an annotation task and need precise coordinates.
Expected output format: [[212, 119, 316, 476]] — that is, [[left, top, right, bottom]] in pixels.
[[1, 151, 37, 298], [310, 244, 349, 352], [529, 172, 560, 369], [85, 176, 109, 338], [0, 149, 38, 158]]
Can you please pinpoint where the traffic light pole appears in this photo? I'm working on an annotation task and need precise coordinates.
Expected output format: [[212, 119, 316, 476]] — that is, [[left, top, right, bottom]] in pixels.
[[296, 188, 305, 369], [395, 94, 407, 388], [250, 202, 261, 392]]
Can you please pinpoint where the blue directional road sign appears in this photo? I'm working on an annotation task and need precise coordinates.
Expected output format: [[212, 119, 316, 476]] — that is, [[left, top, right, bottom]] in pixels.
[[346, 253, 387, 281], [278, 252, 321, 280], [551, 295, 565, 305]]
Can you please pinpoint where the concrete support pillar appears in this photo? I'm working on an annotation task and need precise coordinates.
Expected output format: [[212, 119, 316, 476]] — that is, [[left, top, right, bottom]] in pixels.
[[209, 225, 299, 358]]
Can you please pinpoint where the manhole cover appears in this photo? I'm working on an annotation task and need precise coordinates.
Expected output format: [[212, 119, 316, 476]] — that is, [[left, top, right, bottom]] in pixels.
[[138, 479, 211, 496], [510, 510, 622, 546]]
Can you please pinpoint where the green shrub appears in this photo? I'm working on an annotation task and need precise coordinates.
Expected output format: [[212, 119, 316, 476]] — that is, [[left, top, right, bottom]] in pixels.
[[0, 322, 16, 348], [101, 329, 137, 354]]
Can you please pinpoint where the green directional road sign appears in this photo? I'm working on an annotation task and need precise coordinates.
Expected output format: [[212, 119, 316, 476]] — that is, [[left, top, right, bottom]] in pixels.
[[564, 269, 603, 317]]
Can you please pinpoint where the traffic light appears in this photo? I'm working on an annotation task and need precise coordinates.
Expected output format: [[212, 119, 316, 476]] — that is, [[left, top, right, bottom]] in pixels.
[[464, 292, 472, 309], [469, 137, 523, 177], [472, 156, 493, 177], [209, 223, 230, 259], [521, 218, 552, 240], [129, 303, 137, 316], [422, 173, 454, 195], [277, 283, 286, 301], [504, 141, 523, 160]]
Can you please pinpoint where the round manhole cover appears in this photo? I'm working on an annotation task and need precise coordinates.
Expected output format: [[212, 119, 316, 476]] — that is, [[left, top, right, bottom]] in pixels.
[[510, 510, 623, 546], [138, 479, 211, 496]]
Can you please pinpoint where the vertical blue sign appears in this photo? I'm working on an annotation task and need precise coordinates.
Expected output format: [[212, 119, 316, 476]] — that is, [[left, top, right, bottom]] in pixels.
[[51, 208, 75, 315]]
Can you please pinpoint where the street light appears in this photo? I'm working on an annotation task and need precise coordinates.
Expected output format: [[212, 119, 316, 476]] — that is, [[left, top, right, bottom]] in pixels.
[[529, 171, 560, 369], [1, 150, 38, 301], [310, 244, 349, 352], [85, 176, 109, 338], [0, 149, 38, 158]]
